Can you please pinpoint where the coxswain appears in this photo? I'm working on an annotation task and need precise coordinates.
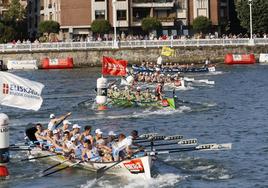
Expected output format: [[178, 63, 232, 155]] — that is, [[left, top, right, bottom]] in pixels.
[[47, 112, 71, 131], [155, 82, 164, 100]]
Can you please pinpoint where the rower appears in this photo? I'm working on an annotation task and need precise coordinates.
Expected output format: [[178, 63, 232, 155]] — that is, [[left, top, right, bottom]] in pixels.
[[143, 88, 152, 101], [78, 125, 94, 145], [34, 123, 46, 146], [135, 87, 142, 102], [50, 129, 63, 152], [81, 139, 102, 162], [47, 112, 71, 131], [70, 124, 81, 138], [60, 120, 72, 134], [95, 129, 105, 146], [112, 130, 140, 161]]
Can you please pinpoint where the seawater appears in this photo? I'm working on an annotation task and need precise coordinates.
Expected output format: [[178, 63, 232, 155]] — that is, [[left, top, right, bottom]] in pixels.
[[0, 65, 268, 188]]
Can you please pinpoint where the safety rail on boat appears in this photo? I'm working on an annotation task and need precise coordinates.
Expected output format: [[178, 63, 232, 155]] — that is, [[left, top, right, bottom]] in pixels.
[[0, 38, 268, 52]]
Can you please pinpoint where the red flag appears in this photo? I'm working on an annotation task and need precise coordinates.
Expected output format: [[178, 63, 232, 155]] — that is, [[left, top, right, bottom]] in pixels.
[[102, 56, 127, 76]]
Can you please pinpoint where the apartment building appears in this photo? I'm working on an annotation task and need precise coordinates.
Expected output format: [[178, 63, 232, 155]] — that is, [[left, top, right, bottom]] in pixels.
[[27, 0, 229, 40]]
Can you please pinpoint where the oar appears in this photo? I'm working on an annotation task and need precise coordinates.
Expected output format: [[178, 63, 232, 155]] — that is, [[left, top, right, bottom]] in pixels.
[[135, 135, 183, 143], [41, 160, 82, 177], [147, 143, 232, 155], [96, 149, 142, 180], [142, 138, 197, 148], [42, 159, 70, 173], [20, 153, 62, 162], [55, 112, 72, 129]]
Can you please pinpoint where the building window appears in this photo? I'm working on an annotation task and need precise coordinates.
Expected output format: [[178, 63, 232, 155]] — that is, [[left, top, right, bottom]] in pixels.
[[197, 0, 207, 8], [117, 10, 126, 21], [95, 10, 105, 20], [95, 0, 105, 2], [178, 0, 186, 9]]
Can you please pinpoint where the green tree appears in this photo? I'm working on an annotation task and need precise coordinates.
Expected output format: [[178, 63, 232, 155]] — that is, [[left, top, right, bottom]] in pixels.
[[236, 0, 268, 34], [91, 20, 111, 35], [3, 0, 25, 22], [141, 17, 162, 33], [0, 24, 16, 43], [1, 0, 27, 41], [38, 20, 60, 36], [192, 16, 212, 33]]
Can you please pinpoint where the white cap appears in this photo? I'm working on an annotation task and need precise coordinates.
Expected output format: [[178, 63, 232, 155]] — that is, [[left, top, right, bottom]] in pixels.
[[63, 120, 72, 125], [108, 131, 116, 136], [50, 114, 55, 119], [70, 136, 76, 141], [137, 86, 141, 91], [72, 124, 81, 129], [53, 129, 58, 134], [95, 128, 103, 135]]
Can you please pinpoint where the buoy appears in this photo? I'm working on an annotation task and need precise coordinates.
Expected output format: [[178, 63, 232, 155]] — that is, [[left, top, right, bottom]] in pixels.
[[96, 77, 108, 110], [0, 113, 9, 179]]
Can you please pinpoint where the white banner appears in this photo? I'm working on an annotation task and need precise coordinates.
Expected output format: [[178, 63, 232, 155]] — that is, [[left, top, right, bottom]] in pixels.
[[259, 53, 268, 63], [7, 60, 38, 70], [0, 72, 44, 111]]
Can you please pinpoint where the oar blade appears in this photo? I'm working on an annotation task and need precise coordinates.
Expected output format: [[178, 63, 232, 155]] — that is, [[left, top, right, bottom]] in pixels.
[[96, 166, 107, 180]]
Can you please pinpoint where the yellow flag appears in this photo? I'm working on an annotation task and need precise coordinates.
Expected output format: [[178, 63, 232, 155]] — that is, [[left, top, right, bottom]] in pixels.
[[161, 46, 175, 57]]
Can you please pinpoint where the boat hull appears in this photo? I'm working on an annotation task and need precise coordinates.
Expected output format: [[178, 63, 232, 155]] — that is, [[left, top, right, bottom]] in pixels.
[[108, 98, 176, 109], [30, 148, 152, 179]]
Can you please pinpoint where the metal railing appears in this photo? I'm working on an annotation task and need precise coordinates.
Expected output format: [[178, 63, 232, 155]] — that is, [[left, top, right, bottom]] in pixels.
[[0, 38, 267, 53]]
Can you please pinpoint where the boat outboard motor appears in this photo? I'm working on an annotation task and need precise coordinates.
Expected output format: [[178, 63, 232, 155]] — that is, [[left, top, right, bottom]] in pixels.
[[96, 77, 108, 110], [0, 113, 9, 179]]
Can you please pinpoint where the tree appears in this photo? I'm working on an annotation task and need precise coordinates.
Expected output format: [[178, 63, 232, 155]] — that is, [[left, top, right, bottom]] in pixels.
[[3, 0, 25, 22], [192, 16, 212, 34], [141, 17, 162, 33], [38, 20, 60, 36], [236, 0, 268, 34], [0, 24, 16, 43], [91, 20, 111, 35], [1, 0, 27, 40]]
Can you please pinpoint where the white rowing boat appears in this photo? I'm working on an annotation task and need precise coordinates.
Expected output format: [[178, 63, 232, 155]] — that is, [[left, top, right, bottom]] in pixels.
[[29, 147, 153, 179]]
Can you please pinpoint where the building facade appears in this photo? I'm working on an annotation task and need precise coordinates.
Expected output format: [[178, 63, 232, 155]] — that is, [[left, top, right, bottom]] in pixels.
[[27, 0, 229, 41]]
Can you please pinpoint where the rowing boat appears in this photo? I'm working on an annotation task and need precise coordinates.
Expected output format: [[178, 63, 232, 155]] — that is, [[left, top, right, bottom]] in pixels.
[[132, 65, 216, 74], [29, 147, 153, 179], [107, 97, 176, 109]]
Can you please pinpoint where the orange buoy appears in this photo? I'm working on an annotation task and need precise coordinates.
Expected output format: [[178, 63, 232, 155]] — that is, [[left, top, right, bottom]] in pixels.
[[225, 54, 256, 64], [97, 105, 108, 111]]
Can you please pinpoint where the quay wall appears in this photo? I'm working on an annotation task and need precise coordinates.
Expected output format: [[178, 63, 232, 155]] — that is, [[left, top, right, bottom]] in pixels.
[[0, 45, 267, 67]]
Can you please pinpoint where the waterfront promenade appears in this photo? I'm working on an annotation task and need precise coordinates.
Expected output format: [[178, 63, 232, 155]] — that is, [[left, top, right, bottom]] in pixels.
[[0, 38, 267, 66], [0, 38, 268, 52]]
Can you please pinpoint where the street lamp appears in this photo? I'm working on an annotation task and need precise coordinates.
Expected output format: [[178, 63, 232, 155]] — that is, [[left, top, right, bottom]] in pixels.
[[112, 0, 118, 48], [248, 0, 254, 45]]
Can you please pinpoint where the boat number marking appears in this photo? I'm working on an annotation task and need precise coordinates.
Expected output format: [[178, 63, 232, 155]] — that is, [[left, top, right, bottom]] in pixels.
[[123, 159, 144, 174]]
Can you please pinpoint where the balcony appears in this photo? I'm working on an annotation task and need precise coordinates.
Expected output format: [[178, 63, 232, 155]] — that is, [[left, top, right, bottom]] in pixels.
[[132, 0, 175, 8]]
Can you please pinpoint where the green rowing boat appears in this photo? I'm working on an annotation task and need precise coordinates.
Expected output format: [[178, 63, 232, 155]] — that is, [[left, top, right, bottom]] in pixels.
[[107, 97, 176, 109]]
